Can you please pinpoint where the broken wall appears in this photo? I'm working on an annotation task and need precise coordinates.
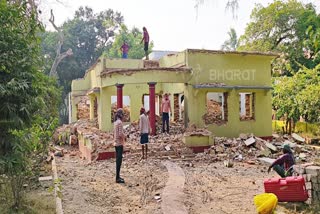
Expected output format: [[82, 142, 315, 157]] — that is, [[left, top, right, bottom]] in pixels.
[[183, 51, 274, 138], [184, 87, 272, 138]]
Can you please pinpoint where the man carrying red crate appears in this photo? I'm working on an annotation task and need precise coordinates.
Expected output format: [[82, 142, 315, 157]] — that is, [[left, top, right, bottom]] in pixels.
[[268, 144, 295, 178]]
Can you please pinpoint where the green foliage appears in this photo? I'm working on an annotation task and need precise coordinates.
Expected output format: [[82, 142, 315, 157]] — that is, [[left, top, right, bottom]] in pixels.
[[41, 6, 123, 122], [272, 67, 320, 124], [238, 0, 320, 74], [221, 28, 238, 51], [106, 25, 153, 59], [0, 0, 60, 210]]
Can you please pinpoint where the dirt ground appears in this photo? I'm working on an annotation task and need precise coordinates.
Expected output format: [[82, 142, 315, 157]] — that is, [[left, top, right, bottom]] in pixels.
[[55, 146, 299, 214], [56, 150, 168, 214]]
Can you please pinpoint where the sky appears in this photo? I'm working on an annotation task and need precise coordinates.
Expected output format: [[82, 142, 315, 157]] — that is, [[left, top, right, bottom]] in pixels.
[[42, 0, 319, 51]]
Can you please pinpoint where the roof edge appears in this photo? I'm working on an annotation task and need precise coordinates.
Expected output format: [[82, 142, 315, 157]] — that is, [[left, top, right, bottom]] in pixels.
[[186, 49, 279, 57]]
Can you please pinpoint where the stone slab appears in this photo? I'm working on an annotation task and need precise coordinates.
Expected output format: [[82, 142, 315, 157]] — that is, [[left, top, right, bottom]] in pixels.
[[244, 137, 255, 146], [306, 166, 320, 176], [292, 133, 305, 143]]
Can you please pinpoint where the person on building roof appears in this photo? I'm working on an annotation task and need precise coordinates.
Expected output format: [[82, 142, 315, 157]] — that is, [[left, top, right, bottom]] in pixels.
[[161, 93, 172, 134], [120, 41, 130, 59], [268, 144, 295, 178], [139, 107, 150, 160], [140, 27, 149, 60], [114, 108, 125, 183]]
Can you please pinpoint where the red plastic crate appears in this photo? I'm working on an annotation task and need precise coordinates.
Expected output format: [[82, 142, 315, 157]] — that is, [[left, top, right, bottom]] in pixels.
[[264, 176, 309, 202]]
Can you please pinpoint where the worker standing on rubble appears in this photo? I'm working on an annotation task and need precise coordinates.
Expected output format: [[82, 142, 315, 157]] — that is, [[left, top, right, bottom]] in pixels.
[[161, 93, 172, 134], [120, 41, 129, 59], [268, 144, 295, 178], [114, 108, 125, 183], [140, 27, 149, 60], [139, 107, 150, 160]]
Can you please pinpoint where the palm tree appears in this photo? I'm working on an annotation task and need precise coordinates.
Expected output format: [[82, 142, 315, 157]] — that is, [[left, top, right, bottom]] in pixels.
[[221, 28, 238, 51]]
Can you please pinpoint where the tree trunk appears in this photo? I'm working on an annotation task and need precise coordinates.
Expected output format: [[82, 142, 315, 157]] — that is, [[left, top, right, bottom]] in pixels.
[[49, 9, 73, 77]]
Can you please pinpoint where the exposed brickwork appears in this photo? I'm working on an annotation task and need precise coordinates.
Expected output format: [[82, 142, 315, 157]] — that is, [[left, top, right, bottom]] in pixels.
[[173, 94, 179, 121], [203, 92, 228, 125], [77, 96, 90, 120], [293, 164, 320, 204], [240, 93, 255, 121]]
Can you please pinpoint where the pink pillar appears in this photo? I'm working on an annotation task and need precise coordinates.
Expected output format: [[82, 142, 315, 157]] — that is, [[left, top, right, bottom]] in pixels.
[[116, 84, 124, 109], [148, 82, 157, 135]]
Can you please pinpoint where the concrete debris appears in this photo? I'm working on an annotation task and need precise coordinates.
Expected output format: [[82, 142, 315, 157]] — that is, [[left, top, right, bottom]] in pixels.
[[224, 160, 234, 168], [299, 153, 307, 160], [244, 137, 255, 146], [258, 157, 275, 165], [284, 140, 296, 148], [185, 124, 211, 136], [38, 176, 53, 181], [265, 142, 278, 152], [203, 100, 225, 125], [111, 103, 130, 122], [69, 135, 78, 145], [165, 145, 171, 151], [272, 134, 280, 139], [292, 133, 305, 143], [54, 151, 64, 157]]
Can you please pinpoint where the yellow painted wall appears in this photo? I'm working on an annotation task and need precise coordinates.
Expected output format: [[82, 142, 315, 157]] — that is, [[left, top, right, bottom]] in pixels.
[[184, 86, 273, 137], [186, 51, 273, 86], [71, 50, 275, 138], [161, 83, 184, 120], [105, 58, 144, 69], [99, 83, 163, 131], [101, 70, 191, 87], [159, 52, 186, 67]]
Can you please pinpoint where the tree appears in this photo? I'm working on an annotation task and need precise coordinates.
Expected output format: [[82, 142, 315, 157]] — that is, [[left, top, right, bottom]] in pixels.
[[221, 28, 238, 50], [272, 66, 320, 133], [41, 6, 124, 123], [0, 0, 60, 210], [48, 9, 73, 77], [107, 25, 153, 59], [238, 0, 320, 74]]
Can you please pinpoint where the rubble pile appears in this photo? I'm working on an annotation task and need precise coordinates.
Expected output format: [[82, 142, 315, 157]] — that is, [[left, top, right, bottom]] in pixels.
[[204, 133, 319, 164], [52, 119, 97, 145], [52, 119, 115, 158], [185, 123, 211, 136], [111, 103, 130, 122], [77, 96, 90, 119], [203, 100, 224, 125]]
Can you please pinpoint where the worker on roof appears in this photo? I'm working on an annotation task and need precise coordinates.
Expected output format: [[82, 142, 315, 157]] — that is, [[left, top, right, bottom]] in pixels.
[[140, 27, 149, 60], [139, 107, 150, 160], [268, 144, 295, 178], [120, 41, 130, 59]]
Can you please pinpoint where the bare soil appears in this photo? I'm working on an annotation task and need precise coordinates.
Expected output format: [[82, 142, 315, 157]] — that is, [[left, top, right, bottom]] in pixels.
[[56, 147, 319, 214]]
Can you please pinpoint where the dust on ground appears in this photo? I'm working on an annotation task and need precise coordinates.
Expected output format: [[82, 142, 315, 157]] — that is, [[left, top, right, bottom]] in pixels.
[[56, 147, 286, 214], [56, 149, 168, 214]]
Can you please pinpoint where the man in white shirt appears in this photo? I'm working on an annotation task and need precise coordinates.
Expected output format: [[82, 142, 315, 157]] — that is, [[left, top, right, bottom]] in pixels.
[[139, 107, 150, 159]]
